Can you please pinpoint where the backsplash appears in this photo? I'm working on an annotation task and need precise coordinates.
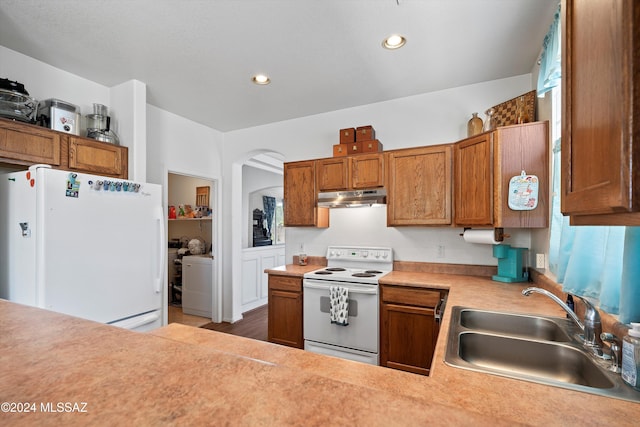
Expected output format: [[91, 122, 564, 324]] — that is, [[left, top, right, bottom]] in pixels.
[[286, 207, 531, 267]]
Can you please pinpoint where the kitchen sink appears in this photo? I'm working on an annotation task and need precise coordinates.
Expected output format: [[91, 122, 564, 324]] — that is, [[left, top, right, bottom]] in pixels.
[[457, 332, 613, 388], [444, 306, 640, 402], [459, 308, 573, 342]]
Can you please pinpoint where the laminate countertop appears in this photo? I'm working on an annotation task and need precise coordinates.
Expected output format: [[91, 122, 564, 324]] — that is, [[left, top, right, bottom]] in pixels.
[[1, 267, 638, 426]]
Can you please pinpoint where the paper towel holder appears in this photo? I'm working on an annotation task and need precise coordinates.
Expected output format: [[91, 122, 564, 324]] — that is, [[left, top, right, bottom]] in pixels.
[[459, 227, 510, 242]]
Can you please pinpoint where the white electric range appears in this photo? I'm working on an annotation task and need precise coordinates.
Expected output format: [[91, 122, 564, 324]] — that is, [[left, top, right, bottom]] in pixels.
[[302, 246, 393, 365]]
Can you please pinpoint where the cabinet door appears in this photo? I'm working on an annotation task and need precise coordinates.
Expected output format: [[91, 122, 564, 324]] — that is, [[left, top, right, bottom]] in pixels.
[[316, 157, 348, 191], [0, 119, 61, 166], [68, 137, 128, 179], [351, 153, 384, 189], [284, 160, 328, 227], [268, 288, 303, 348], [454, 133, 493, 226], [387, 145, 452, 226], [381, 303, 437, 375], [562, 0, 640, 224]]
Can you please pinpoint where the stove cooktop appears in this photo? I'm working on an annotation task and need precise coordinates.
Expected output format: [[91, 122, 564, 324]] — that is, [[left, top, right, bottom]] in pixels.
[[304, 267, 390, 284], [303, 246, 393, 284]]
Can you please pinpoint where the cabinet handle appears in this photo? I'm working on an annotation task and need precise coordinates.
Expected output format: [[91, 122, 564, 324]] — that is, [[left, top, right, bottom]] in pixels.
[[434, 297, 447, 324]]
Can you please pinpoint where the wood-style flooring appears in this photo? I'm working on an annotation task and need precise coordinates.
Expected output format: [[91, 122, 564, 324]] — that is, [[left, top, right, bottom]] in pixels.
[[200, 305, 268, 342], [167, 305, 211, 328]]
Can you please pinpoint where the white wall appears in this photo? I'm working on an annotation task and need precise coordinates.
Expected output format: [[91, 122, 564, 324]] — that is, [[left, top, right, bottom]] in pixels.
[[146, 105, 224, 323], [0, 45, 145, 180], [0, 46, 109, 117]]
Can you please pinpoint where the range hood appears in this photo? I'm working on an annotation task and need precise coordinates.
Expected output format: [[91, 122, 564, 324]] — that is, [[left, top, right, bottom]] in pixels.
[[317, 189, 386, 208]]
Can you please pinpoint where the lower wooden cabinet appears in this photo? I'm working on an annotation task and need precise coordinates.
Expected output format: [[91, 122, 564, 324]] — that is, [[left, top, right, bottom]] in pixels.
[[380, 285, 445, 375], [267, 274, 303, 348]]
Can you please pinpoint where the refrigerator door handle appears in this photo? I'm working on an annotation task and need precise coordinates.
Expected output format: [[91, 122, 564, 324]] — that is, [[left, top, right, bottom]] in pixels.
[[155, 210, 166, 294]]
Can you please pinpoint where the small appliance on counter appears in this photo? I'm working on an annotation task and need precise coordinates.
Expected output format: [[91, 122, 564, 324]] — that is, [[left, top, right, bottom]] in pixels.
[[37, 98, 81, 134], [492, 244, 528, 283], [0, 78, 38, 123], [85, 103, 119, 145]]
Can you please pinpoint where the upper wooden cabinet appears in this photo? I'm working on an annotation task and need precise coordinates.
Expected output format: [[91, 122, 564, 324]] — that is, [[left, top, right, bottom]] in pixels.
[[351, 153, 384, 189], [0, 118, 62, 167], [561, 0, 640, 225], [386, 145, 452, 226], [454, 122, 549, 228], [284, 160, 329, 227], [68, 137, 127, 179], [316, 153, 384, 192], [0, 118, 128, 179], [316, 157, 348, 191]]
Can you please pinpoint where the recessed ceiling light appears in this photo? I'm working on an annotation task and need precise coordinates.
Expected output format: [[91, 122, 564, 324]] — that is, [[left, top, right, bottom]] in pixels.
[[252, 74, 271, 85], [382, 34, 406, 50]]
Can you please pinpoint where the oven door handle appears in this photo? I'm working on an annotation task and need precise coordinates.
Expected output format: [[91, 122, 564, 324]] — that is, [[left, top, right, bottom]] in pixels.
[[303, 282, 378, 295]]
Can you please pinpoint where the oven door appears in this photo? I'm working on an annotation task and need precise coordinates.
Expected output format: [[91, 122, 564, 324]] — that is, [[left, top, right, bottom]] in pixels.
[[303, 278, 379, 355]]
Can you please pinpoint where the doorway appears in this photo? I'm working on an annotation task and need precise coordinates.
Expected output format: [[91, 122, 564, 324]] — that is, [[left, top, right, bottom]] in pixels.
[[166, 171, 220, 327]]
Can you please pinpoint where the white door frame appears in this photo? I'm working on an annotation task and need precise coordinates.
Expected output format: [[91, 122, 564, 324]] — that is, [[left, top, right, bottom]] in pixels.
[[164, 169, 221, 324]]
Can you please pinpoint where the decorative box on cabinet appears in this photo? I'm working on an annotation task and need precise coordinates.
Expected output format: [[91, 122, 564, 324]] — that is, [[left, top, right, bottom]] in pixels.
[[454, 121, 549, 228], [380, 285, 445, 375], [561, 0, 640, 225], [267, 274, 303, 349], [283, 160, 329, 227], [386, 144, 452, 226]]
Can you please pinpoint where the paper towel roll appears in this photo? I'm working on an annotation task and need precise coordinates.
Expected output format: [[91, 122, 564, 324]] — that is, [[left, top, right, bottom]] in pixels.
[[462, 229, 501, 245]]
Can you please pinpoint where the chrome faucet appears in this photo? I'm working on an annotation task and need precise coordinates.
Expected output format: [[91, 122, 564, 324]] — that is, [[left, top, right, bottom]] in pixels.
[[522, 287, 606, 358]]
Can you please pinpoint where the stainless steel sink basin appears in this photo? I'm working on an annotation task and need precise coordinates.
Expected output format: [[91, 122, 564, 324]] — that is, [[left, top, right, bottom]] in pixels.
[[459, 308, 573, 342], [444, 306, 640, 402], [458, 332, 613, 388]]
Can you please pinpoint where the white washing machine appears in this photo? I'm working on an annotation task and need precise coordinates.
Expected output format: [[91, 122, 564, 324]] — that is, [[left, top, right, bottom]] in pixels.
[[182, 255, 212, 317]]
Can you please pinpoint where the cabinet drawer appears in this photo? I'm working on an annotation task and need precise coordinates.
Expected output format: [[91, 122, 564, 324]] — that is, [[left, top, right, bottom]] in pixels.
[[268, 275, 302, 292], [382, 286, 441, 308], [0, 124, 61, 165]]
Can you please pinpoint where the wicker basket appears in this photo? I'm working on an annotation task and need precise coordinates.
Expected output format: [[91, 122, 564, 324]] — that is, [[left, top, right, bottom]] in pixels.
[[490, 90, 536, 127]]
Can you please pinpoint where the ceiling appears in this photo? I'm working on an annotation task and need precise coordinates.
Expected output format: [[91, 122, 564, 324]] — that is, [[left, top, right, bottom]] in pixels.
[[0, 0, 558, 132]]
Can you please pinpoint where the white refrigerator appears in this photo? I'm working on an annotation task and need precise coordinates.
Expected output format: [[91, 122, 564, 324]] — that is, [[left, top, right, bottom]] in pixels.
[[0, 165, 165, 331]]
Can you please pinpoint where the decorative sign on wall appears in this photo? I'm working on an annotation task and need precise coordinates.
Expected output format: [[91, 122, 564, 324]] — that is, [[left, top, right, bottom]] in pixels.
[[508, 171, 539, 211]]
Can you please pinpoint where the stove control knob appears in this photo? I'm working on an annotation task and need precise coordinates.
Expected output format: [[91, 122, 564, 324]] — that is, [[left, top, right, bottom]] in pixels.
[[361, 251, 369, 258], [382, 251, 389, 259], [329, 250, 335, 257], [374, 251, 381, 259]]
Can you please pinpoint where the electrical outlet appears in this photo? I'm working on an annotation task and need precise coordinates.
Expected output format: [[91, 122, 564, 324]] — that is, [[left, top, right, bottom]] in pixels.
[[437, 245, 445, 258], [536, 253, 546, 269]]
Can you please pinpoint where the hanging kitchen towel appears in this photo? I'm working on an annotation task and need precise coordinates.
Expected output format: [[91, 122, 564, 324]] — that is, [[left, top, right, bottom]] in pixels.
[[329, 285, 349, 326]]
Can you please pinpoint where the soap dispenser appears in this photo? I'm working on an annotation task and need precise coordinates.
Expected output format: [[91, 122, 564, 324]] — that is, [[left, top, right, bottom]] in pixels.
[[621, 323, 640, 391]]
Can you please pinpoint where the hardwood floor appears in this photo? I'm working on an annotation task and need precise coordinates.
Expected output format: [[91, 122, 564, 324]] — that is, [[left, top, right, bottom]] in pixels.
[[167, 305, 211, 328], [200, 304, 268, 342]]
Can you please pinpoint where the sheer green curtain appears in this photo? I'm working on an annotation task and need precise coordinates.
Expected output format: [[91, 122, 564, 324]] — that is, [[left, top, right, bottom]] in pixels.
[[543, 6, 640, 323]]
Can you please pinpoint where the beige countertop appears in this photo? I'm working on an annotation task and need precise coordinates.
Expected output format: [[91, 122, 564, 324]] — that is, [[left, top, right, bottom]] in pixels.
[[1, 267, 638, 425]]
